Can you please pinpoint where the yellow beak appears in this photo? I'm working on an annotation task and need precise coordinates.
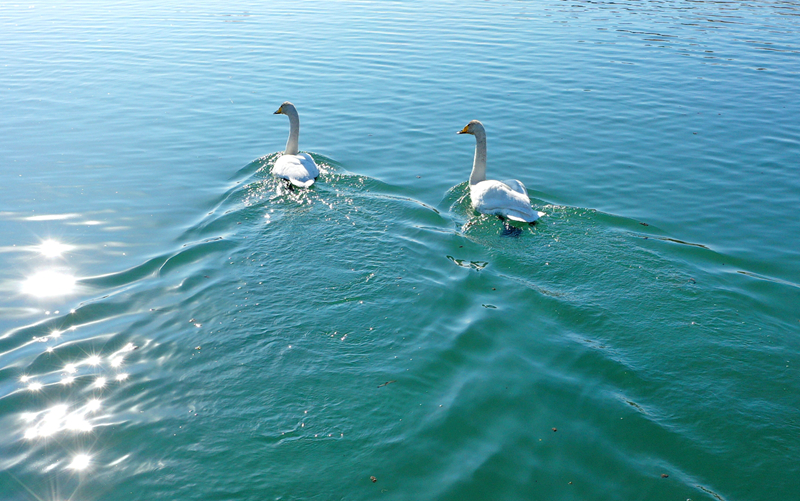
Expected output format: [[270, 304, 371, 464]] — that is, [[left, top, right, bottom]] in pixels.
[[273, 106, 283, 115], [457, 125, 469, 134]]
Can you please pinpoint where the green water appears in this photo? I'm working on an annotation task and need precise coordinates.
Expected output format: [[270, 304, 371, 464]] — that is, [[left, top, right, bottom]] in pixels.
[[1, 1, 799, 500]]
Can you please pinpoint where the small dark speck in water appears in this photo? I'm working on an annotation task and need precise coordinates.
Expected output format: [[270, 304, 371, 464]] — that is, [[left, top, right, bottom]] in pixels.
[[552, 427, 557, 432], [377, 380, 396, 388], [661, 474, 669, 478], [370, 476, 377, 483], [482, 304, 497, 309], [640, 222, 649, 226], [195, 346, 201, 350]]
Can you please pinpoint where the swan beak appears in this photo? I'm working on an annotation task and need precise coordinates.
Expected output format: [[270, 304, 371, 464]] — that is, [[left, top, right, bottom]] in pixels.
[[273, 106, 283, 115], [457, 125, 469, 134]]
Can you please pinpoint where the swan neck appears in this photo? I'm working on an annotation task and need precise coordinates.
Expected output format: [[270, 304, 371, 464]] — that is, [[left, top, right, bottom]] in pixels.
[[284, 109, 300, 155], [469, 130, 487, 185]]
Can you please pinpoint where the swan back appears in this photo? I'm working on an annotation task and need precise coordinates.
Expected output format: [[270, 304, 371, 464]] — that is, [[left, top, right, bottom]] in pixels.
[[273, 153, 319, 188]]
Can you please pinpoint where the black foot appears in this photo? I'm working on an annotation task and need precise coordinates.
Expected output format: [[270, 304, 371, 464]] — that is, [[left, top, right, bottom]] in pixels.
[[501, 222, 522, 237]]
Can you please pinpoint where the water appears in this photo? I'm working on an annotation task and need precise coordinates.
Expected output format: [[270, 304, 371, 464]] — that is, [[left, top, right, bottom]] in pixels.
[[1, 1, 799, 499]]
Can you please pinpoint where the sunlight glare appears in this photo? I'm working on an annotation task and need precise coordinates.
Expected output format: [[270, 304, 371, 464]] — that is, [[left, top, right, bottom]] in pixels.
[[65, 415, 93, 432], [68, 453, 91, 471], [21, 270, 76, 298], [39, 239, 74, 258]]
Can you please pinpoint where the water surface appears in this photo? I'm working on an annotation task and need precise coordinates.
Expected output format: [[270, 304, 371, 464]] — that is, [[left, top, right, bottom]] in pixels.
[[1, 1, 799, 500]]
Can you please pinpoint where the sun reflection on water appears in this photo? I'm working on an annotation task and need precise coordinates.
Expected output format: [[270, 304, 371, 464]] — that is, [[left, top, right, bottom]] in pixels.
[[23, 402, 98, 440], [21, 270, 77, 298], [19, 343, 140, 445], [38, 239, 75, 258], [68, 453, 91, 471], [10, 236, 145, 497]]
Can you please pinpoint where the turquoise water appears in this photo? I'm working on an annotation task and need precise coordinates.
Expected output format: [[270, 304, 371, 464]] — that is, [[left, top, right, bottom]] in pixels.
[[1, 1, 799, 499]]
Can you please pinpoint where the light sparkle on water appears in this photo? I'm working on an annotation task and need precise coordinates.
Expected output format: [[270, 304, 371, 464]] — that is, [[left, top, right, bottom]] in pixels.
[[38, 239, 74, 258], [21, 270, 76, 298], [68, 453, 91, 471]]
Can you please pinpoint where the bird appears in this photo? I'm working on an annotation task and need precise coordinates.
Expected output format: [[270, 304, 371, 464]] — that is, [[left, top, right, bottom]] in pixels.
[[457, 120, 540, 223], [272, 101, 320, 188]]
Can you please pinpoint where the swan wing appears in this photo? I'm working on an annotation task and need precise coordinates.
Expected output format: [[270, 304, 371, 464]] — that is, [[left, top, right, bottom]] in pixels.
[[471, 180, 539, 222], [273, 153, 320, 187], [500, 179, 527, 195]]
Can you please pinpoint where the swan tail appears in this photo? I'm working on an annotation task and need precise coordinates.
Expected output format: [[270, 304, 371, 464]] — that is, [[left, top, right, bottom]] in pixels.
[[506, 210, 539, 223], [290, 178, 315, 188]]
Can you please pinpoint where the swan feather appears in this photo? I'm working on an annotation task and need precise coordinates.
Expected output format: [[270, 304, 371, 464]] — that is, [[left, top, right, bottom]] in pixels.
[[273, 153, 319, 188], [471, 180, 539, 222]]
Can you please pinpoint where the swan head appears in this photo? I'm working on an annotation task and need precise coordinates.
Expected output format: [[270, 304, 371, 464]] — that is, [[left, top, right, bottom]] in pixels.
[[457, 120, 485, 135], [274, 101, 296, 115]]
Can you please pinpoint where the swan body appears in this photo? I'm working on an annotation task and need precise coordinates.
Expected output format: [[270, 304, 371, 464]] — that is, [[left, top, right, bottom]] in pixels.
[[273, 102, 319, 188], [458, 120, 540, 223]]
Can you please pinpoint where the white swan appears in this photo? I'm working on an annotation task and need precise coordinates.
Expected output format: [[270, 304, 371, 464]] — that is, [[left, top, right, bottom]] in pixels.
[[272, 101, 320, 188], [458, 120, 540, 223]]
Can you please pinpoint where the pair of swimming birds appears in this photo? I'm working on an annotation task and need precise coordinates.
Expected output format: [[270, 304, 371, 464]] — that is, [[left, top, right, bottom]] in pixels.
[[273, 101, 542, 224]]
